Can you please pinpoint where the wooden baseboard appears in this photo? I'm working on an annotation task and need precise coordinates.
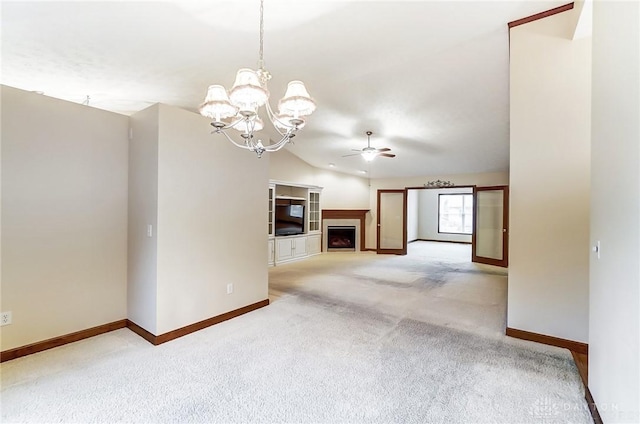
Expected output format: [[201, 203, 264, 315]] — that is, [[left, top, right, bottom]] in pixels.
[[0, 319, 127, 362], [128, 299, 270, 345], [570, 351, 588, 386], [418, 239, 472, 245], [569, 351, 603, 424], [585, 386, 603, 424], [506, 327, 588, 355], [508, 2, 574, 28], [125, 319, 157, 345], [0, 299, 270, 361]]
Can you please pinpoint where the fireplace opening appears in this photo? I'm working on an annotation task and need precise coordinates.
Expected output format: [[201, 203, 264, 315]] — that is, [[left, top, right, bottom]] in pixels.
[[327, 226, 356, 251]]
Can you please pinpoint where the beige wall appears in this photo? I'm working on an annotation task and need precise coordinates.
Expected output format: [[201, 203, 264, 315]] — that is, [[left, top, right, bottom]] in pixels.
[[590, 1, 640, 421], [128, 105, 160, 334], [407, 190, 419, 242], [155, 105, 269, 334], [508, 9, 591, 343], [128, 104, 270, 336], [269, 148, 316, 186], [269, 148, 370, 210], [1, 86, 129, 350]]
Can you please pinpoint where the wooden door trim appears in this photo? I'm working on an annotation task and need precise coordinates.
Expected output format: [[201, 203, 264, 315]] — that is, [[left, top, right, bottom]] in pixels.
[[376, 189, 407, 255], [472, 185, 509, 267]]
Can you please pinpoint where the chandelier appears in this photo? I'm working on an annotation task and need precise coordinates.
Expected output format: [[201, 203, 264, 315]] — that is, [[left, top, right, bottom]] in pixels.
[[199, 0, 316, 158]]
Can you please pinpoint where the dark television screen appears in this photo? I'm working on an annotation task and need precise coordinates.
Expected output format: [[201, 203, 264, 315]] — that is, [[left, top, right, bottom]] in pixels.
[[275, 204, 305, 236]]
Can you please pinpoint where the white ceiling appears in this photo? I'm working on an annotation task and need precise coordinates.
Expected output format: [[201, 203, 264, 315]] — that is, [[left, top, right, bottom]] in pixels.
[[1, 1, 567, 179]]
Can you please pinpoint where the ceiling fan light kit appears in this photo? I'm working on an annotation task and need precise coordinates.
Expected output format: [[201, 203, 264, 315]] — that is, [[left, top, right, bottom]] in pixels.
[[199, 0, 316, 158], [343, 131, 396, 162]]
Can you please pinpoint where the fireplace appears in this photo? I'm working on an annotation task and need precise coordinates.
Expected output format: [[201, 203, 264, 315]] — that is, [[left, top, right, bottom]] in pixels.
[[322, 209, 368, 252], [327, 226, 356, 251]]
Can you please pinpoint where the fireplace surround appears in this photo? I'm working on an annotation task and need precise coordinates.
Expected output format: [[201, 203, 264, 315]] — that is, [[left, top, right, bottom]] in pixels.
[[321, 209, 369, 252]]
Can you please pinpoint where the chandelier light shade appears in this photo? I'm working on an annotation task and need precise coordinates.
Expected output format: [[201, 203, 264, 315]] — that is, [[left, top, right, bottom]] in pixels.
[[199, 0, 316, 158], [200, 85, 238, 122], [229, 68, 269, 111], [278, 81, 317, 117]]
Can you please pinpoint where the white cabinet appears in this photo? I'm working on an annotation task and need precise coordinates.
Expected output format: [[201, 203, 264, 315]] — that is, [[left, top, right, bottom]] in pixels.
[[276, 235, 308, 262], [308, 234, 322, 256], [308, 190, 321, 232], [276, 237, 294, 262], [274, 234, 320, 264], [268, 238, 275, 266], [293, 236, 308, 258], [269, 180, 323, 265], [268, 185, 275, 237]]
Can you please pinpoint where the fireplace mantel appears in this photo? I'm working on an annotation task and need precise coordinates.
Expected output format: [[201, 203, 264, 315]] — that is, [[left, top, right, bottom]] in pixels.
[[321, 209, 369, 251]]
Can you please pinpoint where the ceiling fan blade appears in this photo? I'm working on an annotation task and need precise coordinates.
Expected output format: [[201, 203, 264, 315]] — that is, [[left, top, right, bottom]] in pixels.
[[375, 147, 391, 152], [378, 153, 396, 158], [342, 153, 361, 157]]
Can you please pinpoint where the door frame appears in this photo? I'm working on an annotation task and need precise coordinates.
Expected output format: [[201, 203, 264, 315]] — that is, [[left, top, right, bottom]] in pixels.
[[471, 185, 509, 267], [376, 189, 407, 255]]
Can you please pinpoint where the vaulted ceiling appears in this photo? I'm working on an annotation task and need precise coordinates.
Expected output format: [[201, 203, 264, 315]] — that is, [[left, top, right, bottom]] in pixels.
[[1, 1, 567, 178]]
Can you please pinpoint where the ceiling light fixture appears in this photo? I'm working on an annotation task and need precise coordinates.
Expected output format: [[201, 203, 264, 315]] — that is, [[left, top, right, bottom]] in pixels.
[[198, 0, 316, 158], [361, 149, 378, 162], [343, 131, 395, 161]]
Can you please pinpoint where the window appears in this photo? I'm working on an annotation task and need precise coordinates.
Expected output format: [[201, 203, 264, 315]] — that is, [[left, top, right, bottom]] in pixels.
[[438, 194, 473, 234]]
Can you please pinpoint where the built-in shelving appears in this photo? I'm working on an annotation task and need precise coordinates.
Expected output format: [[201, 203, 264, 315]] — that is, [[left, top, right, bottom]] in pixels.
[[268, 180, 323, 266], [275, 195, 306, 201]]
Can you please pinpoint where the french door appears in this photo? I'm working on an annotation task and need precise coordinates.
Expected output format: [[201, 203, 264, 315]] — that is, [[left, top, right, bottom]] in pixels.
[[377, 189, 407, 255], [472, 186, 509, 267]]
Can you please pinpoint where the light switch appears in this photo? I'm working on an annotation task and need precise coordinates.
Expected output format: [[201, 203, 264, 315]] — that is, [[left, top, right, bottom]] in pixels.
[[147, 224, 153, 238]]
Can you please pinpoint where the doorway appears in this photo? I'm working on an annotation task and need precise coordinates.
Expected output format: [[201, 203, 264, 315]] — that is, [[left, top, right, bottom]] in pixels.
[[377, 185, 509, 267]]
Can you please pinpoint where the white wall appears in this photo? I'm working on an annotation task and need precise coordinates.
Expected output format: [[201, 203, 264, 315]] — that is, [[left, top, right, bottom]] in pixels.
[[1, 86, 129, 350], [128, 105, 160, 334], [589, 1, 640, 422], [508, 9, 591, 343], [416, 187, 473, 243]]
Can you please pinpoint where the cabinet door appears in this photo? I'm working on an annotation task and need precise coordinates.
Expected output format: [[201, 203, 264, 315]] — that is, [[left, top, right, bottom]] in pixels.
[[268, 239, 275, 265], [308, 191, 321, 232], [293, 237, 308, 257], [308, 234, 321, 255], [276, 238, 293, 261], [268, 186, 275, 236]]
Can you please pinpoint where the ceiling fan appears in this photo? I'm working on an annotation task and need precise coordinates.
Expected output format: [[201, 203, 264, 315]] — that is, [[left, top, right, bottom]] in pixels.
[[343, 131, 396, 162]]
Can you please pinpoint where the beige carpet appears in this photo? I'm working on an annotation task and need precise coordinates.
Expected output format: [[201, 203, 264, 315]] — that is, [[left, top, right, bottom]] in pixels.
[[270, 242, 508, 339], [1, 242, 591, 423]]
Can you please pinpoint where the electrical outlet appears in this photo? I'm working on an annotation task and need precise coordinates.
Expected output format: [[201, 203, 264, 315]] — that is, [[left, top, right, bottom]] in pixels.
[[226, 283, 234, 295], [1, 311, 12, 326]]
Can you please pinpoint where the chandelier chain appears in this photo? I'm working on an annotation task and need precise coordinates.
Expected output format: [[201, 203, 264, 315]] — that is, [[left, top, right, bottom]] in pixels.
[[258, 0, 265, 70]]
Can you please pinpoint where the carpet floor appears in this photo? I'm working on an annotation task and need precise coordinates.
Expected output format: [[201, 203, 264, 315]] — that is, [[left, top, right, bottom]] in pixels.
[[1, 242, 592, 423]]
